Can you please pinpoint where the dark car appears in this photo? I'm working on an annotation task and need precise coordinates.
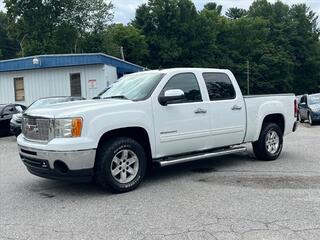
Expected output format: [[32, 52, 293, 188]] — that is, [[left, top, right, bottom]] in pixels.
[[10, 96, 86, 136], [298, 93, 320, 125], [0, 104, 27, 136]]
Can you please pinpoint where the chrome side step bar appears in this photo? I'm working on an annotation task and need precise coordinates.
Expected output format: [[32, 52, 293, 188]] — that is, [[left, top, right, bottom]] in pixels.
[[156, 146, 247, 167]]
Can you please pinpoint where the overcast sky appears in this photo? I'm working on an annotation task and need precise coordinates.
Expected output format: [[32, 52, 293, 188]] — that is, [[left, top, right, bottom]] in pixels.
[[0, 0, 319, 24]]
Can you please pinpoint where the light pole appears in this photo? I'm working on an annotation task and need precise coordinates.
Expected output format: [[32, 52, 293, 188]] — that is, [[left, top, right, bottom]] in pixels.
[[246, 60, 250, 95], [120, 46, 125, 60], [19, 34, 28, 57]]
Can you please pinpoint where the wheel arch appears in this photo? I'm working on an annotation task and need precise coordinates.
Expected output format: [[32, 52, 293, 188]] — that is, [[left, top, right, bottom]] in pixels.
[[261, 113, 285, 134], [96, 127, 153, 167]]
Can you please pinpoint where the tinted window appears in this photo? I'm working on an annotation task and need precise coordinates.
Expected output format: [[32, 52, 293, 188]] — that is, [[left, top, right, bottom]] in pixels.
[[161, 73, 202, 103], [203, 73, 236, 101], [3, 105, 15, 114]]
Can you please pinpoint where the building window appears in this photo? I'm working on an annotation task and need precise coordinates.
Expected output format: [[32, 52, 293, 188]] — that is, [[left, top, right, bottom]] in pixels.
[[70, 73, 81, 96], [14, 77, 25, 101]]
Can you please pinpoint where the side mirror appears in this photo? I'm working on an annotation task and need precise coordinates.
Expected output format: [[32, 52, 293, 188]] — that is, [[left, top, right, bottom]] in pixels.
[[159, 89, 185, 106], [300, 102, 306, 106]]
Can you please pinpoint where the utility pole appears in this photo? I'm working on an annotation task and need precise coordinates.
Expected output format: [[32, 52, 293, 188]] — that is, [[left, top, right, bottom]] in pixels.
[[120, 46, 125, 60], [246, 60, 250, 95], [19, 34, 28, 57]]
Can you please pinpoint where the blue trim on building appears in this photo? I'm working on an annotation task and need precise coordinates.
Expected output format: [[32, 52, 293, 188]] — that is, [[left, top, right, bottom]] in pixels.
[[0, 53, 144, 74]]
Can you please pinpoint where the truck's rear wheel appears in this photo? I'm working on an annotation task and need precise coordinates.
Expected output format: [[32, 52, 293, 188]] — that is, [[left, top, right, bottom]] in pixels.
[[252, 123, 283, 161], [95, 137, 147, 193]]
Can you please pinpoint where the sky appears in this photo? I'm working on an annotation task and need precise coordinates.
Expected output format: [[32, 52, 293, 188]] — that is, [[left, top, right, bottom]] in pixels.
[[0, 0, 320, 24]]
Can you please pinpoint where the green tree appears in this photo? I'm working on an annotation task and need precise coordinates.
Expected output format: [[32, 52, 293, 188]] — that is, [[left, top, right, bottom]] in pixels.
[[203, 2, 222, 15], [4, 0, 114, 56], [226, 8, 247, 19], [0, 11, 19, 59], [107, 24, 149, 66]]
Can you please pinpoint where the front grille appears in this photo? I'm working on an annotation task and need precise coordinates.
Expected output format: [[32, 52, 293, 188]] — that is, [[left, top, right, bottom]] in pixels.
[[22, 116, 51, 141]]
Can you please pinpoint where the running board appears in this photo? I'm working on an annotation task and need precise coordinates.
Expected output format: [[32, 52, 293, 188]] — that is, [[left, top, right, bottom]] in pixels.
[[156, 146, 247, 167]]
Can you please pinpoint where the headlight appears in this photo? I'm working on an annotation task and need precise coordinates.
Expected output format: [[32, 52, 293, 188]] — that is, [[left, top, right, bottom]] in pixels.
[[54, 118, 83, 138]]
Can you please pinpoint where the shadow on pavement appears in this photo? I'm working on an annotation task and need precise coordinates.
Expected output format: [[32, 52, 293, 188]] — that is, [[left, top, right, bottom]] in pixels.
[[23, 152, 255, 197]]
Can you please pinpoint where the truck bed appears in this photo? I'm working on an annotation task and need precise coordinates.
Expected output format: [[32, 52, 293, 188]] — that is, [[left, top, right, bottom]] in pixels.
[[243, 94, 296, 143]]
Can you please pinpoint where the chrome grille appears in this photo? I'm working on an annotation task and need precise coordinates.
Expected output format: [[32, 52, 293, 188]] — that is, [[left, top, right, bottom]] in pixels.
[[22, 116, 51, 141]]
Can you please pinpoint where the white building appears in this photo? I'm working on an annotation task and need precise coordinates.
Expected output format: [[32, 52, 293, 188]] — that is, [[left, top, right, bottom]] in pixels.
[[0, 53, 143, 106]]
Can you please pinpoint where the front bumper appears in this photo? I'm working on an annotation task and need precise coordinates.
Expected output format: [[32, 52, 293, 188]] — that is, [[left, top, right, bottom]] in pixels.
[[18, 145, 96, 182]]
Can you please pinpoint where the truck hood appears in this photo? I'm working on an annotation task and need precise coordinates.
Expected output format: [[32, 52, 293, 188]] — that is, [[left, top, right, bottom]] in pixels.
[[24, 99, 134, 118], [310, 104, 320, 112]]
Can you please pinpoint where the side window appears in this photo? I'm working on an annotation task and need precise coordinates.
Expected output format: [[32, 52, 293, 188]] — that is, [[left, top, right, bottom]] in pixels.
[[203, 73, 236, 101], [3, 105, 15, 115], [14, 77, 25, 101], [161, 73, 202, 103], [15, 105, 26, 113]]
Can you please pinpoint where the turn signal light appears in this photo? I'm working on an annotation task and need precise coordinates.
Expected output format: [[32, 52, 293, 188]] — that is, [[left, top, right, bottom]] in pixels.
[[72, 118, 83, 137]]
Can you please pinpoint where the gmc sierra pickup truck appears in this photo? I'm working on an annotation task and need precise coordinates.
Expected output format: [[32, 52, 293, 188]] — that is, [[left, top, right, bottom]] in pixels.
[[17, 68, 298, 193]]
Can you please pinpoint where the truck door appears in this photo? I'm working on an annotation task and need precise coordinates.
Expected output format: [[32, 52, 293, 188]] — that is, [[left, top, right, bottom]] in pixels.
[[202, 72, 246, 148], [153, 72, 212, 157]]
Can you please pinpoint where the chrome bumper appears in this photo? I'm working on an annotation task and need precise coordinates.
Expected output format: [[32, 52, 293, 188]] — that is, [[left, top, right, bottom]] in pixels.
[[18, 145, 96, 171]]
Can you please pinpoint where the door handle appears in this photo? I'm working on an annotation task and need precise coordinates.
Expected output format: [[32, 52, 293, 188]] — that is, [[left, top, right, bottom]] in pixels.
[[231, 105, 242, 110], [194, 108, 207, 114]]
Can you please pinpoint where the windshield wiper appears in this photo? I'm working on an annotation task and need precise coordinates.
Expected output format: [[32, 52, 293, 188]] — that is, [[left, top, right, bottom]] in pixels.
[[104, 95, 130, 100]]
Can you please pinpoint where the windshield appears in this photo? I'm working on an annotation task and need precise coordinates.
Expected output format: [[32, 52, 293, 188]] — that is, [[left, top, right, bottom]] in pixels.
[[28, 97, 74, 110], [309, 94, 320, 105], [100, 72, 164, 101]]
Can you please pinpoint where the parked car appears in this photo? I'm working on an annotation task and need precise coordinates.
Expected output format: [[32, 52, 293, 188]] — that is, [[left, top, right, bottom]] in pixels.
[[10, 96, 86, 136], [0, 104, 27, 136], [298, 93, 320, 125], [17, 68, 298, 193]]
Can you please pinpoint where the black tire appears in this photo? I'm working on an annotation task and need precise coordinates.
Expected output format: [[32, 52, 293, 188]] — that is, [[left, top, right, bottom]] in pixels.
[[95, 137, 147, 193], [308, 112, 314, 126], [298, 114, 304, 123], [252, 123, 283, 161]]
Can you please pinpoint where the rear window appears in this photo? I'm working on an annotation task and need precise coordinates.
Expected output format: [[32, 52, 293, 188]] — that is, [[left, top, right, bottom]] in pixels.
[[203, 73, 236, 101], [0, 105, 5, 112]]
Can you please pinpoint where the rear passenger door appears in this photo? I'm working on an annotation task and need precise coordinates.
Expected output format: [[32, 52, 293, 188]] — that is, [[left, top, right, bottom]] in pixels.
[[202, 72, 246, 148], [153, 73, 212, 157]]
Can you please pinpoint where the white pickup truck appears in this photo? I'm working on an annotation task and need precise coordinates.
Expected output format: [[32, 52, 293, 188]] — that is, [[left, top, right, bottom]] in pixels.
[[17, 68, 298, 192]]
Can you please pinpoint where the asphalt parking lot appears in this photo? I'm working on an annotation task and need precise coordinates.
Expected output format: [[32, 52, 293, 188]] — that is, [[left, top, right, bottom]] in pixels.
[[1, 124, 320, 240]]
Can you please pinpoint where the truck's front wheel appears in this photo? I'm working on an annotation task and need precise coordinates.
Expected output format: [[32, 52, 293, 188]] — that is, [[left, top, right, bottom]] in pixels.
[[252, 123, 283, 161], [95, 137, 147, 193]]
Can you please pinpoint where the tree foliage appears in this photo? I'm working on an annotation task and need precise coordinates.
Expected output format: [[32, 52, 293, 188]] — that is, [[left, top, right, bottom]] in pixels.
[[0, 0, 319, 94], [133, 0, 320, 94], [3, 0, 114, 55], [0, 11, 19, 59]]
